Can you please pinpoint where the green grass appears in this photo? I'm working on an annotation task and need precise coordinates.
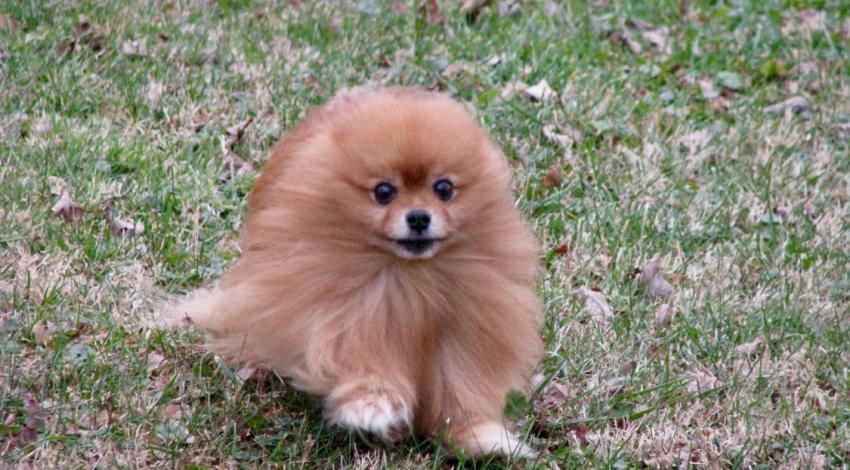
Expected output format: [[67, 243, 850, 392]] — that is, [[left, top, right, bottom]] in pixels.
[[2, 0, 849, 467]]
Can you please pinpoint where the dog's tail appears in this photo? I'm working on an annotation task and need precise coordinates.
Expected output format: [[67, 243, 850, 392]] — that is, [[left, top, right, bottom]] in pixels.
[[159, 287, 227, 330], [450, 420, 536, 459]]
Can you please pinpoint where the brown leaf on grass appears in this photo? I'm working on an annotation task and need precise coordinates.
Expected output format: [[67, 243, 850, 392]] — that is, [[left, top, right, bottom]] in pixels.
[[543, 123, 581, 147], [764, 96, 813, 115], [678, 129, 711, 151], [783, 9, 826, 36], [641, 27, 671, 54], [687, 369, 720, 393], [498, 0, 521, 17], [0, 14, 18, 31], [120, 39, 148, 57], [843, 18, 850, 40], [105, 209, 143, 238], [237, 363, 258, 382], [524, 79, 555, 102], [146, 81, 164, 108], [146, 352, 166, 374], [655, 303, 674, 329], [224, 117, 254, 148], [541, 380, 573, 408], [571, 286, 614, 323], [461, 0, 492, 17], [637, 260, 675, 299], [32, 323, 52, 345], [543, 164, 563, 188], [622, 32, 643, 54], [552, 243, 571, 256], [420, 0, 444, 25], [500, 81, 528, 99], [626, 18, 655, 31], [834, 122, 850, 140], [698, 79, 718, 99], [569, 423, 590, 446], [51, 192, 84, 222], [219, 152, 256, 181], [735, 337, 763, 355], [73, 17, 109, 52], [47, 176, 70, 196]]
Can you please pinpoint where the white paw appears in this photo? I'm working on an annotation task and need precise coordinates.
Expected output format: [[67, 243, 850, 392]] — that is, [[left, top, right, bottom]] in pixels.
[[327, 390, 411, 443]]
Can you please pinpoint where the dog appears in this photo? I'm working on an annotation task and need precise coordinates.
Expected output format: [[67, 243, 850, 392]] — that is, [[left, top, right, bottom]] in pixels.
[[172, 86, 543, 458]]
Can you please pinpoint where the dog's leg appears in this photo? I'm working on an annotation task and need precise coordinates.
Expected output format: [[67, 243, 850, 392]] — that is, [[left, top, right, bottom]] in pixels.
[[323, 379, 413, 443], [445, 419, 536, 459]]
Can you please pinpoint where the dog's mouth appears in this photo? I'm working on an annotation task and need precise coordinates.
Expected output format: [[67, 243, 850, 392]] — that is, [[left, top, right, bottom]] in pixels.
[[395, 238, 437, 254], [384, 236, 445, 257]]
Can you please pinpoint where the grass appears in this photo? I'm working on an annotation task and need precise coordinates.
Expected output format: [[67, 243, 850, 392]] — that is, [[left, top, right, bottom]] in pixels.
[[1, 0, 849, 467]]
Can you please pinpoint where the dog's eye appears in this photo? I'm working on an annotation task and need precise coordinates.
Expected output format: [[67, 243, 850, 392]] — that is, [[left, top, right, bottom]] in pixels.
[[373, 182, 397, 204], [433, 179, 454, 201]]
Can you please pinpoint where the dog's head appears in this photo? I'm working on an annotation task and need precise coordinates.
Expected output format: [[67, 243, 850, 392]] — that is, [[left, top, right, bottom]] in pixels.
[[280, 88, 515, 261]]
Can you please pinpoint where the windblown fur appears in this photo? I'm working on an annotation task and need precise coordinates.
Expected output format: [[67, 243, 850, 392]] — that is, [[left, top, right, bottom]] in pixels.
[[173, 87, 543, 457]]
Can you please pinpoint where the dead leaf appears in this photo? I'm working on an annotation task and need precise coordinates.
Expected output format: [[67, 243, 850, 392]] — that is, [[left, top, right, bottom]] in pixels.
[[687, 369, 719, 393], [461, 0, 492, 18], [47, 176, 70, 196], [147, 352, 166, 374], [524, 79, 555, 102], [678, 129, 711, 151], [735, 337, 763, 355], [698, 79, 718, 99], [834, 122, 850, 140], [552, 243, 571, 256], [843, 18, 850, 40], [120, 39, 148, 57], [441, 61, 467, 78], [106, 211, 143, 238], [792, 9, 826, 34], [219, 152, 256, 181], [146, 81, 164, 108], [73, 17, 108, 52], [637, 260, 675, 299], [569, 423, 589, 446], [627, 18, 655, 31], [500, 81, 528, 99], [421, 0, 444, 25], [51, 192, 84, 223], [0, 14, 18, 31], [498, 0, 521, 17], [796, 61, 818, 75], [224, 117, 254, 148], [237, 363, 258, 382], [622, 32, 643, 54], [32, 323, 52, 345], [543, 164, 563, 188], [543, 123, 581, 147], [655, 303, 674, 328], [641, 28, 671, 54], [764, 96, 813, 115], [571, 286, 614, 323], [541, 381, 573, 408]]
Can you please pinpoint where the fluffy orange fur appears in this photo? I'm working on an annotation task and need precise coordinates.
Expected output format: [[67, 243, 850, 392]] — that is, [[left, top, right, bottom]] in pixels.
[[173, 87, 543, 457]]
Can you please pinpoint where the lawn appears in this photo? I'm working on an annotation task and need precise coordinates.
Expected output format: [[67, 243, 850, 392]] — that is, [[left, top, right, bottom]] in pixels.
[[1, 0, 849, 468]]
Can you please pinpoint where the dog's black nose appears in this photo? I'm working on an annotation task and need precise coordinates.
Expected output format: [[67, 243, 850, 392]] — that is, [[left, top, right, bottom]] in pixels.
[[406, 210, 431, 234]]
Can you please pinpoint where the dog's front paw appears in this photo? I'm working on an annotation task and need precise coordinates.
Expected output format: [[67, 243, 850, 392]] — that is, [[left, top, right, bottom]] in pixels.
[[325, 384, 411, 443]]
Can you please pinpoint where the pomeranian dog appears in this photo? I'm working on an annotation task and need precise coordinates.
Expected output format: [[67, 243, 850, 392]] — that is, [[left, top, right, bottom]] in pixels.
[[172, 87, 542, 458]]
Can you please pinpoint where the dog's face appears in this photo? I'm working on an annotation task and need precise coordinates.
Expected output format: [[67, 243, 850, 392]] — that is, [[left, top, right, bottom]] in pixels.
[[296, 90, 511, 260]]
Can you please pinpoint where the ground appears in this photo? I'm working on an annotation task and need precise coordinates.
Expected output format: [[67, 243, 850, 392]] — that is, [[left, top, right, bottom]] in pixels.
[[1, 0, 849, 468]]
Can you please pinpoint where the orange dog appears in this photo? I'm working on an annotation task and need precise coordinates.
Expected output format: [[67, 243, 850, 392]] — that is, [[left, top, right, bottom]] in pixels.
[[174, 87, 542, 457]]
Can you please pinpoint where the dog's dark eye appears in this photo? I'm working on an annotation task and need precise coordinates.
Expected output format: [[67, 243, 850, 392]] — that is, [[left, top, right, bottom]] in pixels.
[[373, 182, 397, 204], [433, 179, 454, 201]]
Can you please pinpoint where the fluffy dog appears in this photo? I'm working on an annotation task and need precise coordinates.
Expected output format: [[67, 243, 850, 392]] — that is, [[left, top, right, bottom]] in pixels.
[[173, 87, 543, 457]]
